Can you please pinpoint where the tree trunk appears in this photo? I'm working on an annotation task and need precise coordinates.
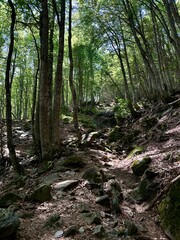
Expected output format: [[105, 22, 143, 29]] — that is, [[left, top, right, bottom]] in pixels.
[[52, 0, 66, 152], [5, 0, 23, 175], [30, 27, 41, 156], [68, 0, 81, 140], [48, 10, 55, 143], [162, 0, 180, 57], [39, 0, 52, 161], [117, 47, 137, 117]]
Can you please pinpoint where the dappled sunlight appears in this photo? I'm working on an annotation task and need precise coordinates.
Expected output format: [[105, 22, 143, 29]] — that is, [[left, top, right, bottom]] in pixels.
[[166, 124, 180, 133]]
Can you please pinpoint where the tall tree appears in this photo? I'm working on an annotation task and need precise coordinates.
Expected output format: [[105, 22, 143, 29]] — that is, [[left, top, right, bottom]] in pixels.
[[5, 0, 22, 174], [52, 0, 66, 152], [68, 0, 81, 140], [39, 0, 52, 161]]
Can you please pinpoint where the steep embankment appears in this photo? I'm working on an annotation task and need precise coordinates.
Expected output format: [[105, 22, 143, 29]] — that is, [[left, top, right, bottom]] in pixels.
[[0, 95, 179, 240]]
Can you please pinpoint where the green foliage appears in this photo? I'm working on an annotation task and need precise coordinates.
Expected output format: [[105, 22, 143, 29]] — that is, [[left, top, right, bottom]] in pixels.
[[127, 146, 144, 158], [62, 114, 73, 124], [114, 98, 131, 120], [78, 113, 96, 128], [0, 0, 180, 129]]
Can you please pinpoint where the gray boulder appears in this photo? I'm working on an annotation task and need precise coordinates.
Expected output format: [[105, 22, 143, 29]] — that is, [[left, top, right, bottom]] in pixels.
[[105, 179, 123, 213], [82, 167, 103, 184]]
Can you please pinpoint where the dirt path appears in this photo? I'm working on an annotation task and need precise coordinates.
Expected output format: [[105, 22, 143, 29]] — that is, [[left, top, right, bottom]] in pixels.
[[13, 144, 169, 240], [0, 102, 179, 240]]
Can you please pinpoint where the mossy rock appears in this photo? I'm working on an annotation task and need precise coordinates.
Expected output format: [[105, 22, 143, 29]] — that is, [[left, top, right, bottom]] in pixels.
[[28, 184, 52, 203], [131, 157, 152, 176], [108, 126, 124, 142], [158, 179, 180, 240], [60, 155, 85, 168]]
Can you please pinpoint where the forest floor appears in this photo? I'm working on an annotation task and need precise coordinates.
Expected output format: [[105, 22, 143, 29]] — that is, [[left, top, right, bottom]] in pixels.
[[0, 95, 180, 240]]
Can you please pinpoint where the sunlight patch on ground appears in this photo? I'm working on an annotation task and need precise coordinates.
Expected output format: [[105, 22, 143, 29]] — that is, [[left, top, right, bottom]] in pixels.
[[166, 125, 180, 134], [37, 202, 54, 212]]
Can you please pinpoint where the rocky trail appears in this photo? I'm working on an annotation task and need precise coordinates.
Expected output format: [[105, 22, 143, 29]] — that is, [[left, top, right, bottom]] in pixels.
[[0, 97, 179, 240]]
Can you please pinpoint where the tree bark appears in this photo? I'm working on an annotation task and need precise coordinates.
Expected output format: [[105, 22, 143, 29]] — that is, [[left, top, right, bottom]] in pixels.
[[48, 9, 55, 143], [5, 0, 22, 175], [52, 0, 66, 152], [39, 0, 52, 161], [162, 0, 180, 65], [68, 0, 81, 140], [31, 27, 40, 155]]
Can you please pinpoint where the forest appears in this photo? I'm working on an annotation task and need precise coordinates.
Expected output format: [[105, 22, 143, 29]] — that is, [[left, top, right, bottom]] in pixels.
[[0, 0, 180, 240]]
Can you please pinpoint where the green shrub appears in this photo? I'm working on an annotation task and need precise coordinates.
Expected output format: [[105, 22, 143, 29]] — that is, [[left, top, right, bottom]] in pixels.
[[114, 98, 130, 121]]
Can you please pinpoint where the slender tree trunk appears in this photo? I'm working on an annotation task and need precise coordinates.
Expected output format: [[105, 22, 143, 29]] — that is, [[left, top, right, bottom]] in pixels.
[[117, 47, 137, 117], [39, 0, 52, 161], [150, 5, 165, 94], [77, 58, 83, 108], [105, 26, 137, 116], [122, 0, 157, 98], [30, 27, 41, 155], [23, 80, 29, 120], [150, 0, 180, 68], [68, 0, 81, 140], [48, 10, 55, 142], [52, 0, 66, 152], [120, 24, 137, 105], [162, 0, 180, 56], [5, 0, 22, 175], [18, 67, 25, 120]]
